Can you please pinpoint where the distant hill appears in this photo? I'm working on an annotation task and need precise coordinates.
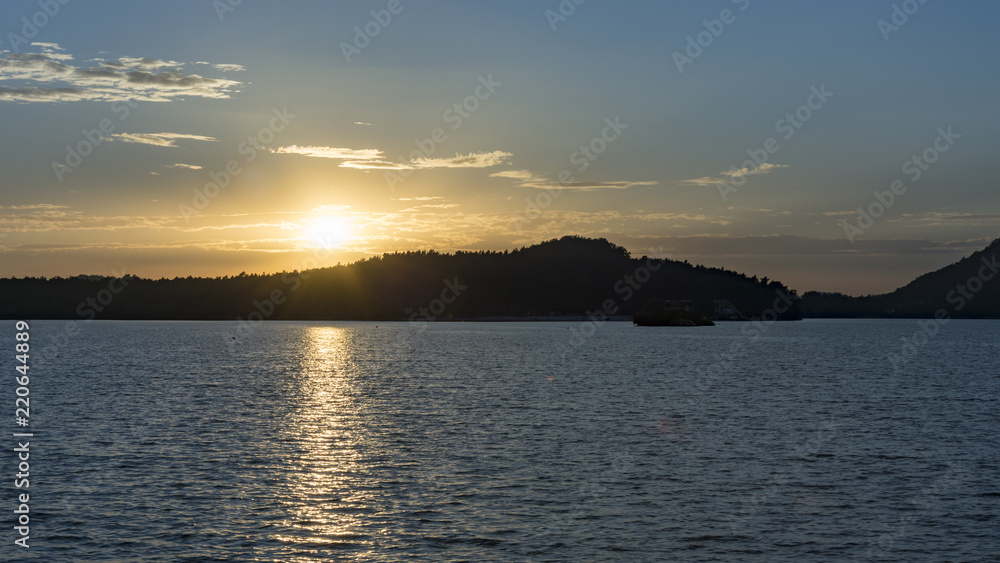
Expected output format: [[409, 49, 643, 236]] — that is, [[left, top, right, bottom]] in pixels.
[[801, 238, 1000, 318], [0, 236, 801, 321]]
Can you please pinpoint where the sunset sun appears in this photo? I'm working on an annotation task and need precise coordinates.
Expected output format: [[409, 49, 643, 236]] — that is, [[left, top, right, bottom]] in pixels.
[[304, 216, 351, 248]]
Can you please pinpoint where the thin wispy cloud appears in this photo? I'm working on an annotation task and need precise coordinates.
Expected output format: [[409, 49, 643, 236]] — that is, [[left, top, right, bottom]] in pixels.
[[558, 180, 659, 191], [31, 42, 73, 61], [490, 170, 536, 181], [192, 61, 245, 72], [400, 204, 461, 212], [721, 162, 789, 178], [885, 212, 1000, 227], [104, 57, 182, 70], [681, 177, 722, 186], [109, 133, 218, 147], [0, 44, 242, 103], [0, 203, 69, 211], [410, 151, 511, 169], [272, 146, 511, 171], [340, 160, 414, 170], [491, 169, 658, 191], [167, 163, 203, 170], [272, 145, 382, 160], [682, 163, 790, 186], [271, 145, 407, 170], [212, 63, 245, 72]]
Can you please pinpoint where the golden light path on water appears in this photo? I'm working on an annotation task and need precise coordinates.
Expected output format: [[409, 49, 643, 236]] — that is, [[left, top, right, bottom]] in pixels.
[[273, 326, 378, 559]]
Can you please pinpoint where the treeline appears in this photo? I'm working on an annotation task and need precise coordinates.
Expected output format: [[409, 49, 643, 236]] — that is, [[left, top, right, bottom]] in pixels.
[[801, 238, 1000, 318], [0, 236, 801, 321]]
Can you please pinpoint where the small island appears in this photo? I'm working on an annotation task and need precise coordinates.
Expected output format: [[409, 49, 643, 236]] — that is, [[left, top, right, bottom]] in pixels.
[[632, 300, 715, 327]]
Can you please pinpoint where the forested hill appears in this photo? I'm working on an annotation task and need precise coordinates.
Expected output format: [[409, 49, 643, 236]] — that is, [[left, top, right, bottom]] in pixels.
[[801, 238, 1000, 318], [0, 236, 801, 321]]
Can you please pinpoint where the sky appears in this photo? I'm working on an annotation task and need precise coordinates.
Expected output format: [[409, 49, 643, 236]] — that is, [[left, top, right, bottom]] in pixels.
[[1, 0, 998, 295]]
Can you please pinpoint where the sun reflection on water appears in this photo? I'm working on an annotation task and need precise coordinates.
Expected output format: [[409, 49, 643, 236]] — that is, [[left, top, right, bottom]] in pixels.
[[273, 326, 375, 557]]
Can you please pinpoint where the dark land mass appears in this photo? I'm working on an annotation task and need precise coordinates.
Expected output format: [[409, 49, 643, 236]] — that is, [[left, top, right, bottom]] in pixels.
[[801, 238, 1000, 318], [1, 236, 996, 321], [1, 236, 800, 321], [632, 300, 716, 326]]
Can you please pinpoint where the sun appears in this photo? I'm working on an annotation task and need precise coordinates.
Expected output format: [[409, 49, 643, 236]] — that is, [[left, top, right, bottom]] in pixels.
[[304, 216, 351, 248]]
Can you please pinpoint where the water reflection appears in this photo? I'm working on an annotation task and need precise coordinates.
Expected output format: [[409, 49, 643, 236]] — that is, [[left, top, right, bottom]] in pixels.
[[275, 326, 373, 557]]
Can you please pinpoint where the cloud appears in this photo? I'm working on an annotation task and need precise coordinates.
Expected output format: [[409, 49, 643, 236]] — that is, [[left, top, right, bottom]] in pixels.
[[272, 145, 381, 160], [193, 61, 244, 72], [339, 160, 413, 170], [0, 204, 69, 211], [108, 57, 182, 70], [682, 163, 790, 186], [167, 163, 203, 170], [680, 176, 724, 186], [491, 169, 658, 191], [721, 162, 789, 178], [400, 204, 461, 211], [31, 42, 73, 61], [0, 44, 242, 103], [490, 169, 536, 181], [558, 180, 658, 191], [271, 145, 409, 169], [272, 146, 511, 171], [0, 86, 91, 102], [885, 212, 1000, 227], [410, 151, 511, 169], [109, 132, 218, 147]]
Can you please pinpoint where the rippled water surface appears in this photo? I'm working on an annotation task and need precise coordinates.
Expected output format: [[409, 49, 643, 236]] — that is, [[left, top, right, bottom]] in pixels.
[[8, 319, 1000, 561]]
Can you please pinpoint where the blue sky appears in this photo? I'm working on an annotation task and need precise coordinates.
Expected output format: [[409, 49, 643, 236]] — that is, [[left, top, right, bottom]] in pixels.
[[1, 0, 998, 294]]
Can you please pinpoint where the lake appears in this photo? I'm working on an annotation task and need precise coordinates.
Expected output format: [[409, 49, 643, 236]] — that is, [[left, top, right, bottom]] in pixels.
[[8, 319, 999, 561]]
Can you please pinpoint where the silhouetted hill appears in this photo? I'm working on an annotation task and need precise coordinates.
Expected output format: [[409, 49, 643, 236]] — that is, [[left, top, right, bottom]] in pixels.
[[801, 238, 1000, 318], [0, 236, 801, 321]]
